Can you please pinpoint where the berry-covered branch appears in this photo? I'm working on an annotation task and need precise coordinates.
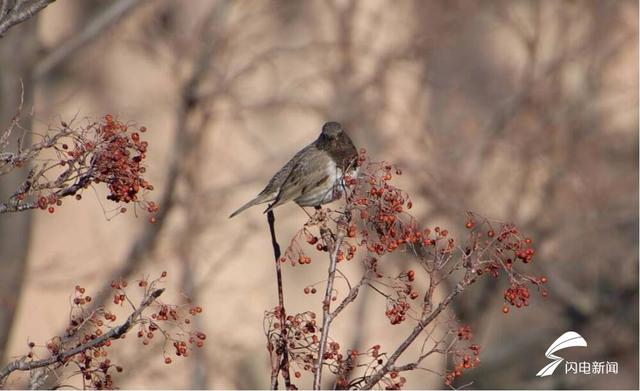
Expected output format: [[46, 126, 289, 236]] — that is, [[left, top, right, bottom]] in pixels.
[[0, 273, 206, 388], [360, 274, 472, 389], [0, 114, 158, 220], [0, 288, 163, 384], [263, 149, 547, 389]]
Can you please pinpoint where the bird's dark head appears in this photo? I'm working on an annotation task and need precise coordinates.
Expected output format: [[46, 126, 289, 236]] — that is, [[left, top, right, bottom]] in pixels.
[[316, 121, 358, 169], [321, 121, 343, 139]]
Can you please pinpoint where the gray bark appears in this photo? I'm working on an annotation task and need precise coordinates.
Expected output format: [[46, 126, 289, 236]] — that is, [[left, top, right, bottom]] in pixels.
[[0, 18, 38, 362]]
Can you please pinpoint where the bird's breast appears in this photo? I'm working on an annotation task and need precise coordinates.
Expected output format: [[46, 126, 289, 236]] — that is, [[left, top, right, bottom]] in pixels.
[[295, 159, 346, 206]]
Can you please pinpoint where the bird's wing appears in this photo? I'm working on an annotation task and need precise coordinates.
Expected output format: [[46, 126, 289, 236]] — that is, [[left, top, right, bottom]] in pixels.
[[259, 144, 312, 196], [229, 144, 312, 218], [266, 149, 332, 211]]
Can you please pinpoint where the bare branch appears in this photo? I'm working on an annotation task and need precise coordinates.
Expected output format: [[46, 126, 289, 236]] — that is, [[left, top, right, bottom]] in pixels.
[[313, 215, 349, 390], [0, 0, 55, 38]]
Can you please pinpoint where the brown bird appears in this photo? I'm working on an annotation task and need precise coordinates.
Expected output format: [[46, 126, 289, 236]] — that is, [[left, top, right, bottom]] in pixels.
[[229, 122, 358, 218]]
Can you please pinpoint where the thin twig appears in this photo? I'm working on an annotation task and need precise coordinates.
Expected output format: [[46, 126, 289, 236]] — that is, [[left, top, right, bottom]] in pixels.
[[0, 0, 56, 38], [330, 275, 365, 321]]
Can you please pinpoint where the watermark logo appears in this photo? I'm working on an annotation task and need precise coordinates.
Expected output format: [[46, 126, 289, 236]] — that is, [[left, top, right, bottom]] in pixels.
[[536, 331, 619, 377]]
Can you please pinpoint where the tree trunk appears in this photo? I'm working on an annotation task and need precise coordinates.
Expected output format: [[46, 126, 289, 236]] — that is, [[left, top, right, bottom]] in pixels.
[[0, 19, 39, 362]]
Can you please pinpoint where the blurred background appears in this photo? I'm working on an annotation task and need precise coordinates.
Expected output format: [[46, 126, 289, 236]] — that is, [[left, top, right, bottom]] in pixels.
[[0, 0, 637, 389]]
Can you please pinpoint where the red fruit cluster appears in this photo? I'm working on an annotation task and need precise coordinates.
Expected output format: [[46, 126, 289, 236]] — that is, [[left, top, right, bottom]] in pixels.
[[516, 247, 535, 263], [444, 341, 481, 387], [323, 341, 342, 360], [385, 299, 410, 325], [76, 350, 117, 389], [343, 157, 418, 256], [37, 193, 61, 213], [28, 115, 157, 222], [154, 304, 179, 321], [444, 355, 481, 386], [303, 286, 318, 295], [457, 325, 472, 340], [504, 284, 530, 308], [94, 115, 153, 204], [383, 371, 407, 390], [266, 310, 320, 381]]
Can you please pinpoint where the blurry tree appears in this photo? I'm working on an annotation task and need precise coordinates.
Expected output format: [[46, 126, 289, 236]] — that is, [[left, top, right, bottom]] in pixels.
[[0, 17, 38, 364]]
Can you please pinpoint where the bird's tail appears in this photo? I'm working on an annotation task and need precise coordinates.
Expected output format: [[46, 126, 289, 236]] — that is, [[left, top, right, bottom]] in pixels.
[[229, 193, 272, 218]]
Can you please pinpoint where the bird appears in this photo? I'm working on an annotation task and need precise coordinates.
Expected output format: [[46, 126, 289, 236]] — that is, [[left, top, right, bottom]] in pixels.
[[229, 121, 358, 218]]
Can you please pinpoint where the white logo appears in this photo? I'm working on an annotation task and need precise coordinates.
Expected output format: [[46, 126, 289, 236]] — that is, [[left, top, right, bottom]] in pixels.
[[536, 331, 619, 377]]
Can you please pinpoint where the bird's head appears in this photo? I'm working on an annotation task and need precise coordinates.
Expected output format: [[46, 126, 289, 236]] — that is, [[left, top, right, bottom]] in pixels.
[[316, 121, 358, 169], [321, 121, 343, 139]]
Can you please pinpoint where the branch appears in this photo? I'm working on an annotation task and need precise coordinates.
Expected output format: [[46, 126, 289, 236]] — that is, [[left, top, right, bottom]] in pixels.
[[0, 288, 164, 386], [267, 210, 292, 390], [0, 0, 56, 38], [330, 275, 365, 321], [312, 215, 349, 390], [361, 277, 472, 389], [0, 169, 93, 214]]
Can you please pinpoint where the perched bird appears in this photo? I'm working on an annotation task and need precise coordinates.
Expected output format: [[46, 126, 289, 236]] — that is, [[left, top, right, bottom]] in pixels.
[[229, 121, 358, 218]]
